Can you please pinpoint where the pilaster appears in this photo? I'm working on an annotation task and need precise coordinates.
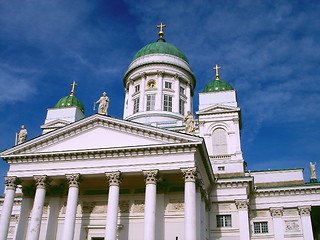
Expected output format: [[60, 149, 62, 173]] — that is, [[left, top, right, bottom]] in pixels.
[[235, 199, 250, 240], [270, 207, 284, 240], [298, 206, 314, 240]]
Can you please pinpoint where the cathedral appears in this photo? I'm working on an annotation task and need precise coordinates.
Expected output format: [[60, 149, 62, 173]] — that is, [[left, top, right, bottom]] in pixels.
[[0, 24, 319, 240]]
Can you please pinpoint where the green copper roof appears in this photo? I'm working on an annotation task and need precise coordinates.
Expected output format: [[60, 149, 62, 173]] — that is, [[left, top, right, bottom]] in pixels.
[[202, 79, 234, 92], [132, 38, 189, 63], [54, 95, 84, 113]]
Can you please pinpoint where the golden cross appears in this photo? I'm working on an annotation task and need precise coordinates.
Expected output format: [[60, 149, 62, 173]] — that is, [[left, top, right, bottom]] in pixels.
[[213, 64, 221, 80], [70, 81, 78, 96], [157, 22, 166, 38]]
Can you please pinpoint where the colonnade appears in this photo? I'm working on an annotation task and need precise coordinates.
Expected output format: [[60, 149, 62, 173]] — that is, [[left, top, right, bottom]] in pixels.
[[0, 167, 198, 240]]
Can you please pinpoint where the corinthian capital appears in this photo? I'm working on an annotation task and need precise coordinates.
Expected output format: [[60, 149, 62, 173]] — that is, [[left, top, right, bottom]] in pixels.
[[298, 206, 311, 216], [270, 207, 283, 217], [143, 170, 159, 184], [34, 175, 49, 189], [4, 176, 20, 190], [66, 173, 81, 187], [235, 199, 249, 210], [181, 167, 197, 182], [106, 171, 123, 186]]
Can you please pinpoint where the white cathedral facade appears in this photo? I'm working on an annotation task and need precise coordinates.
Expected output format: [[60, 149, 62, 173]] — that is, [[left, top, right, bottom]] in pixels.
[[0, 26, 319, 240]]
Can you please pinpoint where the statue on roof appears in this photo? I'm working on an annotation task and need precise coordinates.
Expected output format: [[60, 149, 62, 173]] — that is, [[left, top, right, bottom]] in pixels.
[[94, 92, 109, 115], [16, 125, 27, 145], [310, 162, 317, 181], [184, 111, 196, 134]]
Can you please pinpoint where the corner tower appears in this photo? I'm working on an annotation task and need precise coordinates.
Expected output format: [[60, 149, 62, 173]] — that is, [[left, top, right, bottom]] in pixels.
[[197, 65, 244, 176], [123, 23, 196, 129]]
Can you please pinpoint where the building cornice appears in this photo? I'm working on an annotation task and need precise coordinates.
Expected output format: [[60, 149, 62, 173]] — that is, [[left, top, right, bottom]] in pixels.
[[255, 183, 320, 197]]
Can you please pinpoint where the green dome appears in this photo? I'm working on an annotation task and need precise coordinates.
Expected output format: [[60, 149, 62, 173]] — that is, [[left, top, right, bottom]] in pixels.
[[203, 79, 234, 92], [132, 38, 189, 63], [54, 95, 84, 113]]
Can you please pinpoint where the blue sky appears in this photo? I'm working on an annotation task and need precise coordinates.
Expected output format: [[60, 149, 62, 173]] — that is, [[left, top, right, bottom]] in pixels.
[[0, 0, 320, 182]]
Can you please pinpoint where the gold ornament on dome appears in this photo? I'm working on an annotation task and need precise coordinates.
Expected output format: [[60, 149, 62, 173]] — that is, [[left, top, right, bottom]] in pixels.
[[157, 22, 166, 38], [70, 81, 78, 96], [212, 64, 221, 80]]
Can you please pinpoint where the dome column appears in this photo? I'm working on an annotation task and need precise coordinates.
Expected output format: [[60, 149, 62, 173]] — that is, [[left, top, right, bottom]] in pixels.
[[139, 73, 147, 112], [156, 71, 164, 111], [173, 74, 180, 113]]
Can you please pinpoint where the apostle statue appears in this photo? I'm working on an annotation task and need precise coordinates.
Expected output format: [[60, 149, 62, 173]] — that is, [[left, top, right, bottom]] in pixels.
[[16, 125, 27, 145], [310, 162, 317, 180], [94, 92, 109, 115], [184, 111, 196, 134]]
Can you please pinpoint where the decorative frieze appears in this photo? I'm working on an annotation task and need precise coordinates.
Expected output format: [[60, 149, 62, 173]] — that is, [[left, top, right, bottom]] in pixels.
[[132, 200, 144, 213], [106, 171, 123, 186], [298, 206, 311, 216], [66, 173, 81, 187], [167, 199, 184, 212], [270, 207, 283, 217], [143, 170, 159, 184], [285, 220, 300, 232], [181, 167, 197, 182], [235, 199, 249, 210], [4, 176, 20, 190], [34, 175, 49, 189]]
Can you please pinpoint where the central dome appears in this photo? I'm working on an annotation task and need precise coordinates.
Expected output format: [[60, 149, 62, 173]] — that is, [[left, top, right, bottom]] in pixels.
[[132, 38, 189, 63]]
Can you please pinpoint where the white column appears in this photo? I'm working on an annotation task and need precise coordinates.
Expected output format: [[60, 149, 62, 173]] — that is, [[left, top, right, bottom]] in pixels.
[[235, 199, 250, 240], [181, 167, 197, 240], [173, 74, 180, 113], [14, 196, 32, 240], [44, 197, 61, 240], [156, 71, 164, 110], [62, 173, 81, 240], [26, 175, 48, 240], [298, 206, 314, 240], [0, 176, 19, 240], [143, 169, 159, 240], [140, 72, 147, 112], [185, 85, 192, 113], [270, 207, 284, 240], [105, 171, 122, 240]]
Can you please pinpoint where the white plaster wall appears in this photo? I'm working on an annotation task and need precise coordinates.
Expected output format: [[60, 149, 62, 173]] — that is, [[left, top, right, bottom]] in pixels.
[[249, 169, 304, 184], [44, 107, 85, 124], [199, 91, 237, 110]]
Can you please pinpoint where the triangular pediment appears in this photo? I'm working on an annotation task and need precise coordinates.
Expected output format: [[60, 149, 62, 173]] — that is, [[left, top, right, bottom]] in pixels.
[[196, 104, 240, 115], [1, 114, 202, 156]]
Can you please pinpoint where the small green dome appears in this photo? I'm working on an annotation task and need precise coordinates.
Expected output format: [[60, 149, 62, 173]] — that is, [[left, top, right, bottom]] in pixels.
[[203, 79, 234, 92], [54, 95, 84, 113], [132, 38, 189, 63]]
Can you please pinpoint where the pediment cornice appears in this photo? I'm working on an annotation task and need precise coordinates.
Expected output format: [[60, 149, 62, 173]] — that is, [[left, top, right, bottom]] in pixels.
[[196, 104, 240, 115], [4, 142, 199, 164], [1, 114, 202, 156]]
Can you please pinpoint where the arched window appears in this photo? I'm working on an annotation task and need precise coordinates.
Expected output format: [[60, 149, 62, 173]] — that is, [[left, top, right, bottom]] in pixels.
[[212, 128, 228, 155]]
